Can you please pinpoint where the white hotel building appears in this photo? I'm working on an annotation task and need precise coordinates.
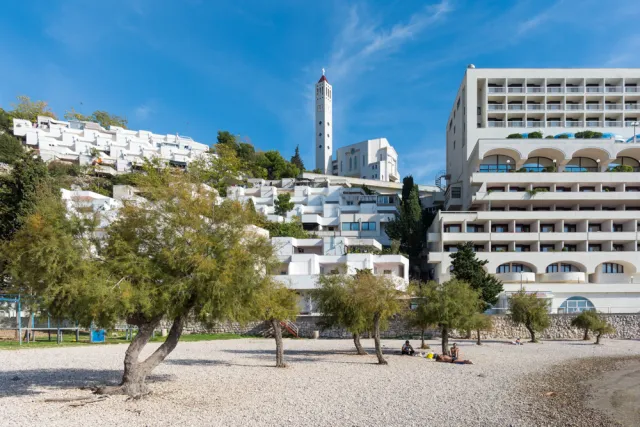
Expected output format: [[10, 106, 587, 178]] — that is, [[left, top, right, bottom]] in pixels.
[[429, 67, 640, 314], [12, 116, 209, 173]]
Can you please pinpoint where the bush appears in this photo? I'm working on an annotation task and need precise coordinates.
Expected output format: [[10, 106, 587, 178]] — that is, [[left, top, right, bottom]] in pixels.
[[545, 135, 555, 139], [528, 131, 543, 139], [556, 134, 569, 139], [508, 289, 550, 342], [609, 165, 633, 172], [507, 133, 524, 139], [575, 131, 603, 139]]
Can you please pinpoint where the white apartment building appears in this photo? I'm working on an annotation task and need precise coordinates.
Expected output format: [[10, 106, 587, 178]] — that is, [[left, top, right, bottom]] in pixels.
[[12, 116, 209, 173], [272, 236, 409, 313], [332, 138, 400, 182], [227, 179, 400, 245], [430, 67, 640, 314]]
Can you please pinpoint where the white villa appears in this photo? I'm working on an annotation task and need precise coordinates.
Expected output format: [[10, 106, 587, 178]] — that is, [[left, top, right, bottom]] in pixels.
[[430, 66, 640, 314]]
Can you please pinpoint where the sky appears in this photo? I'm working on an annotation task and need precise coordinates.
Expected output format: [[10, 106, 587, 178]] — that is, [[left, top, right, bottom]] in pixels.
[[1, 0, 640, 184]]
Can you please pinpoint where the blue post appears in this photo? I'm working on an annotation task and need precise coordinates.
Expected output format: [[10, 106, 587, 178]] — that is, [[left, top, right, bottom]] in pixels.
[[48, 316, 51, 341], [31, 313, 35, 343], [17, 296, 22, 346]]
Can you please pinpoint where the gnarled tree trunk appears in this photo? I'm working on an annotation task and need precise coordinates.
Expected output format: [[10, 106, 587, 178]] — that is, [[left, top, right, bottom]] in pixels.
[[583, 328, 590, 341], [353, 333, 367, 355], [420, 329, 428, 349], [476, 328, 482, 346], [595, 332, 602, 345], [441, 325, 449, 355], [373, 312, 387, 365], [526, 323, 536, 343], [96, 312, 186, 397], [271, 319, 286, 368]]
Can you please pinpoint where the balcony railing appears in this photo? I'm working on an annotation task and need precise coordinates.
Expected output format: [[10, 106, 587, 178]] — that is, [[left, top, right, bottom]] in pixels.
[[565, 86, 584, 93], [487, 104, 505, 111], [488, 87, 505, 93], [507, 121, 524, 128], [546, 87, 563, 93], [526, 104, 543, 110], [546, 104, 563, 110], [479, 165, 514, 173], [585, 121, 602, 127], [566, 121, 583, 127], [625, 104, 639, 110], [565, 104, 583, 110], [546, 121, 562, 127], [526, 121, 543, 127], [508, 87, 524, 93], [564, 166, 598, 172], [585, 104, 602, 111], [625, 86, 639, 93], [605, 121, 623, 127], [527, 87, 543, 93], [625, 121, 639, 127], [508, 104, 524, 111], [487, 121, 505, 128], [586, 86, 603, 93], [604, 103, 623, 110], [605, 86, 623, 93]]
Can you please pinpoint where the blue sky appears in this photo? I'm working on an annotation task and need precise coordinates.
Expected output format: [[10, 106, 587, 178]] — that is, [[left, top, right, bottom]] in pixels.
[[1, 0, 640, 183]]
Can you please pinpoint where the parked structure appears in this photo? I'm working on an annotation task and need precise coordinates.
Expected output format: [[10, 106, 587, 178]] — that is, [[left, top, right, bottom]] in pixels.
[[12, 116, 208, 173], [429, 66, 640, 314]]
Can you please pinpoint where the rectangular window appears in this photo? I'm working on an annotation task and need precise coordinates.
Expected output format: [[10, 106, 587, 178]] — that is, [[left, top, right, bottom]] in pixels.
[[491, 224, 508, 233], [342, 222, 360, 231], [588, 223, 601, 232], [497, 264, 510, 273], [509, 187, 525, 192], [560, 264, 575, 272], [580, 187, 595, 192], [361, 222, 376, 231], [515, 224, 530, 233], [540, 224, 555, 232], [515, 245, 530, 252], [613, 224, 623, 232], [613, 244, 624, 251], [603, 263, 623, 273], [444, 245, 458, 253], [451, 187, 462, 198], [588, 244, 601, 252], [473, 245, 484, 252], [563, 245, 577, 252], [491, 245, 508, 252], [547, 264, 559, 273], [444, 224, 462, 233], [564, 224, 577, 233], [467, 224, 484, 233], [556, 186, 571, 192], [540, 244, 555, 252]]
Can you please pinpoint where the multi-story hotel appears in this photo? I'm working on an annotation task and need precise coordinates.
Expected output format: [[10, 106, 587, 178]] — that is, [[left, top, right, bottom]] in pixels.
[[12, 116, 209, 173], [429, 67, 640, 314]]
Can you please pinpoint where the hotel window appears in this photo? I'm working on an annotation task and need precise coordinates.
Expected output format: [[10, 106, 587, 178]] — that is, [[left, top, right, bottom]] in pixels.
[[561, 263, 578, 272], [588, 223, 601, 232], [515, 245, 530, 252], [509, 207, 526, 211], [512, 264, 530, 272], [588, 244, 601, 252], [491, 224, 508, 233], [341, 222, 360, 231], [444, 224, 462, 232], [510, 187, 525, 192], [613, 224, 623, 232], [546, 264, 559, 273], [603, 186, 616, 192], [488, 187, 505, 192], [540, 224, 555, 232], [563, 245, 577, 252], [580, 187, 595, 192], [580, 207, 595, 211], [473, 245, 484, 252], [361, 222, 376, 231], [564, 224, 577, 232], [496, 264, 510, 273], [603, 263, 624, 273], [626, 186, 640, 192], [556, 207, 572, 211], [556, 186, 571, 192], [533, 207, 551, 211], [540, 244, 555, 252], [613, 244, 624, 251], [515, 224, 530, 233], [491, 245, 508, 252], [444, 245, 458, 253], [490, 207, 506, 211], [602, 207, 616, 211], [467, 224, 484, 233]]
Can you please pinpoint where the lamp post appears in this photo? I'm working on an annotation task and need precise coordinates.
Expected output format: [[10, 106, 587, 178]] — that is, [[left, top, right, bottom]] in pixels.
[[632, 121, 639, 143], [506, 159, 511, 172]]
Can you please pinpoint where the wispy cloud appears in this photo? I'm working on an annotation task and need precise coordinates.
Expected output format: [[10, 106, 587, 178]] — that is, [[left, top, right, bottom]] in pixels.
[[516, 12, 550, 36], [401, 146, 445, 182], [135, 102, 154, 120], [606, 35, 640, 67]]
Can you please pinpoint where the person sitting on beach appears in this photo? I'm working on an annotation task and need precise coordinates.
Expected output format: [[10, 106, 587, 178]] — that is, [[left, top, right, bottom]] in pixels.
[[450, 343, 460, 361], [401, 340, 415, 355], [511, 338, 522, 345], [434, 354, 473, 365]]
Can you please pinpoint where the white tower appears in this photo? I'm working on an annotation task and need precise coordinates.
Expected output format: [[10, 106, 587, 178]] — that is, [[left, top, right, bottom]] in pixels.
[[315, 69, 332, 174]]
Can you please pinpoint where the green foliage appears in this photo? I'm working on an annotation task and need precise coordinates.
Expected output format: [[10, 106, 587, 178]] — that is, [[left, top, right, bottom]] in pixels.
[[545, 135, 555, 139], [0, 133, 24, 164], [188, 144, 243, 196], [64, 108, 128, 129], [256, 150, 300, 180], [508, 289, 551, 342], [290, 145, 305, 172], [360, 184, 375, 195], [274, 192, 295, 216], [421, 279, 481, 331], [507, 133, 524, 139], [313, 273, 371, 335], [609, 165, 634, 172], [0, 108, 13, 133], [593, 318, 615, 344], [311, 168, 323, 174], [254, 280, 298, 322], [526, 187, 549, 197], [350, 269, 401, 332], [10, 95, 57, 122], [575, 131, 603, 139], [47, 161, 82, 178], [406, 281, 432, 334], [527, 131, 543, 139], [261, 216, 309, 238], [570, 310, 600, 340], [450, 242, 503, 309], [556, 134, 569, 139], [346, 245, 381, 255]]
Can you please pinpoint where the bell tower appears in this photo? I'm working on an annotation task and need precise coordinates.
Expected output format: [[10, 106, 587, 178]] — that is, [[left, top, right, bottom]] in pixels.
[[315, 68, 332, 174]]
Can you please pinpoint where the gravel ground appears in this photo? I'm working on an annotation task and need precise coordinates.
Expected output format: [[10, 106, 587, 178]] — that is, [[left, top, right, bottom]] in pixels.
[[1, 338, 639, 426]]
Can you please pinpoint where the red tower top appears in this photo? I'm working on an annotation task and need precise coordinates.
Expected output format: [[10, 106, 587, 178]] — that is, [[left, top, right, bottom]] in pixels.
[[318, 75, 328, 83]]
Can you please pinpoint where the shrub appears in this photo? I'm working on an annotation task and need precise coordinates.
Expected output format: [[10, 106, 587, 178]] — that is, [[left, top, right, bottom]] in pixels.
[[545, 135, 555, 139], [508, 289, 550, 342], [507, 133, 524, 139], [575, 131, 603, 139], [556, 134, 569, 139], [609, 165, 633, 172], [528, 131, 543, 139]]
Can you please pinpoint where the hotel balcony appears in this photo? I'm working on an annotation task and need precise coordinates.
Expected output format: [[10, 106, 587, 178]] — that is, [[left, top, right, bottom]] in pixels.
[[488, 86, 505, 93], [487, 104, 505, 111], [539, 272, 587, 283], [495, 272, 536, 283]]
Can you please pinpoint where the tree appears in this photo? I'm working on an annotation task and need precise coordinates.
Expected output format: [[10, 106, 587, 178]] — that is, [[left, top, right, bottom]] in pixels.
[[313, 273, 370, 355], [261, 217, 309, 238], [465, 313, 493, 345], [0, 133, 24, 164], [450, 242, 503, 310], [508, 290, 550, 343], [421, 280, 481, 355], [10, 95, 57, 122], [255, 281, 298, 367], [406, 281, 432, 349], [65, 108, 128, 129], [274, 193, 295, 216], [256, 151, 300, 180], [350, 270, 401, 365], [188, 144, 242, 196], [593, 318, 615, 345], [570, 310, 600, 340], [0, 108, 14, 133], [290, 145, 305, 172]]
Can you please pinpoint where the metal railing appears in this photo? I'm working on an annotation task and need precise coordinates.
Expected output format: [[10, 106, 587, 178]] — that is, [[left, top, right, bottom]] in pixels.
[[546, 104, 563, 110], [625, 104, 639, 110], [526, 121, 543, 127], [508, 121, 524, 127], [605, 103, 623, 110], [585, 104, 602, 110], [487, 121, 505, 128], [508, 87, 525, 93], [565, 86, 584, 93], [605, 121, 623, 127], [487, 104, 505, 110], [566, 121, 583, 127], [527, 104, 544, 110], [605, 86, 623, 93], [546, 121, 562, 127], [546, 87, 563, 93], [585, 121, 602, 127], [479, 165, 514, 173], [625, 86, 639, 93], [565, 104, 583, 110], [488, 87, 505, 93], [586, 86, 603, 93], [508, 104, 524, 110], [527, 87, 544, 93]]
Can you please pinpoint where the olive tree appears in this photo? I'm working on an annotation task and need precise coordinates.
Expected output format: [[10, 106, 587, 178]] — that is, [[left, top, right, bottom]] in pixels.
[[570, 310, 600, 341], [593, 318, 615, 345], [406, 281, 432, 349], [508, 290, 550, 343]]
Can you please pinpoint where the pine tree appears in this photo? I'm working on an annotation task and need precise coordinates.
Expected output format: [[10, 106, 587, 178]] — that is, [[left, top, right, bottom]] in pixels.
[[290, 145, 305, 172], [450, 242, 503, 309]]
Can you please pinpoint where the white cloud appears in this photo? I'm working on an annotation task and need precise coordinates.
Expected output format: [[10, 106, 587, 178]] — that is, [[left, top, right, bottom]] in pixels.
[[400, 146, 446, 184], [135, 104, 153, 120]]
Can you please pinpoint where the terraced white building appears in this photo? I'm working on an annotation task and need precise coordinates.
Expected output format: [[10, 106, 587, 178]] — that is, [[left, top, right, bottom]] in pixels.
[[430, 67, 640, 314], [12, 116, 208, 173]]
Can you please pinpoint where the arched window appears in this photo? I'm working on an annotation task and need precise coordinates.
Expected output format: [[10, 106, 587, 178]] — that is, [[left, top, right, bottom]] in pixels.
[[497, 263, 532, 273], [480, 155, 515, 172], [523, 156, 554, 172], [566, 157, 598, 172], [602, 263, 624, 273], [559, 296, 595, 313]]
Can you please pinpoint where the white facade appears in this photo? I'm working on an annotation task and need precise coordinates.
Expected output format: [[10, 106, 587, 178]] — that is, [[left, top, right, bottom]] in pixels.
[[12, 116, 209, 173], [333, 138, 400, 182], [432, 67, 640, 314], [272, 236, 409, 313], [315, 72, 333, 174], [227, 180, 400, 245]]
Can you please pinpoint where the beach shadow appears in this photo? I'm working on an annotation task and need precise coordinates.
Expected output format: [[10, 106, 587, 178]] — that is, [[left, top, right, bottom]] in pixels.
[[0, 368, 170, 398]]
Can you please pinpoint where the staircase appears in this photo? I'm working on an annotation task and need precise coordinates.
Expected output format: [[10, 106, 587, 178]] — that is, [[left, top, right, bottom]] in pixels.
[[279, 320, 299, 337]]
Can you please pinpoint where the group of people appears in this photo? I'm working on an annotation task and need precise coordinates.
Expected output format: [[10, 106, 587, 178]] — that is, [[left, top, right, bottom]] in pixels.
[[401, 341, 473, 365]]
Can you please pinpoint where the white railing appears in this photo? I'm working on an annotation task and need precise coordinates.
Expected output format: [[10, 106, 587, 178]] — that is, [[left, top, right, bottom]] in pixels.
[[508, 104, 524, 111], [565, 104, 583, 110], [527, 87, 543, 93], [546, 104, 563, 110], [586, 86, 603, 93], [508, 121, 524, 128], [487, 121, 505, 128], [566, 121, 584, 127], [625, 86, 639, 93], [547, 87, 563, 93], [585, 104, 602, 110], [604, 121, 623, 127], [605, 104, 623, 110], [605, 86, 622, 93], [487, 104, 505, 111], [624, 121, 639, 127], [546, 121, 563, 127], [527, 104, 543, 110], [488, 87, 505, 93], [585, 121, 602, 127], [625, 104, 639, 110], [526, 121, 544, 128], [565, 86, 584, 93], [508, 87, 524, 93]]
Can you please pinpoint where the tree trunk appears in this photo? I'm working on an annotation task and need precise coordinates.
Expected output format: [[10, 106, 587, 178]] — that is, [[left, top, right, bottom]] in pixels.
[[476, 328, 482, 345], [353, 333, 367, 355], [441, 325, 449, 355], [526, 323, 536, 343], [464, 329, 472, 339], [271, 319, 286, 368], [373, 313, 387, 365], [583, 328, 590, 341], [420, 329, 428, 349], [96, 313, 186, 397], [595, 332, 602, 345]]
